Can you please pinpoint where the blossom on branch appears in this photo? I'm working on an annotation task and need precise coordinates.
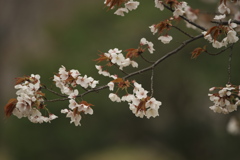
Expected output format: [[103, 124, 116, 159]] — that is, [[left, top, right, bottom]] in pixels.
[[105, 0, 140, 16], [158, 35, 173, 44], [4, 74, 58, 123], [208, 84, 240, 114], [155, 0, 164, 11]]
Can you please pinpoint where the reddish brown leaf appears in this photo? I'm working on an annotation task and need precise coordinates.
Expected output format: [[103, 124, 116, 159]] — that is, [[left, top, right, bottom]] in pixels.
[[4, 98, 17, 117]]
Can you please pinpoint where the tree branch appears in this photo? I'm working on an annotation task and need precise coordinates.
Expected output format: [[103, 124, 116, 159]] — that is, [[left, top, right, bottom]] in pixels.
[[123, 34, 203, 79], [140, 54, 155, 64], [42, 85, 67, 98], [205, 44, 234, 56], [45, 33, 203, 103], [172, 25, 194, 38], [211, 20, 240, 25]]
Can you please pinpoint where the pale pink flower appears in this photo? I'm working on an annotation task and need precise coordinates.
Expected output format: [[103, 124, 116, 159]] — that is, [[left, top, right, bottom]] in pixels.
[[70, 69, 80, 78], [140, 38, 148, 45], [155, 0, 164, 11], [68, 89, 79, 99], [149, 25, 158, 35], [125, 0, 140, 11], [158, 35, 173, 44], [59, 65, 69, 80], [109, 93, 121, 102], [218, 3, 230, 14], [76, 75, 90, 88], [212, 40, 223, 48], [135, 88, 148, 99], [213, 14, 226, 20], [146, 108, 159, 119], [114, 8, 129, 16], [227, 30, 239, 43], [107, 81, 115, 91]]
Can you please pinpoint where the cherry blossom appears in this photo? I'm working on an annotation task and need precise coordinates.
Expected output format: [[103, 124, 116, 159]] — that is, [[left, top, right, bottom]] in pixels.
[[154, 0, 164, 11], [213, 14, 226, 20], [208, 84, 240, 114], [218, 2, 230, 14], [109, 93, 121, 102], [158, 35, 173, 44], [125, 0, 140, 11], [114, 7, 129, 16]]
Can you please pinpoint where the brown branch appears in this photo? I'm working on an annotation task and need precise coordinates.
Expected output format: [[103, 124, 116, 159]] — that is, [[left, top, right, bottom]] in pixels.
[[211, 20, 240, 25], [113, 63, 129, 75], [42, 85, 67, 97], [45, 34, 203, 103], [172, 25, 194, 38], [228, 45, 234, 84], [205, 44, 234, 56], [150, 68, 154, 97], [123, 34, 204, 79], [140, 54, 155, 64], [46, 98, 69, 102]]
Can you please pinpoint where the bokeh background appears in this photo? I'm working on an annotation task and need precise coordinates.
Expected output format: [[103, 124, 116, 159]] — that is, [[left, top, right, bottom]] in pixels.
[[1, 0, 240, 160]]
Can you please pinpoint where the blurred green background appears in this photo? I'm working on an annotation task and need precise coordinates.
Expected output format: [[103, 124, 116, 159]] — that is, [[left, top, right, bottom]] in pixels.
[[1, 0, 240, 160]]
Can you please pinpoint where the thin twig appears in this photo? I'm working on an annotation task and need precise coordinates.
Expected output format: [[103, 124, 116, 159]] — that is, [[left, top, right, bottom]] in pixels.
[[140, 54, 155, 64], [228, 45, 234, 84], [211, 20, 240, 25], [150, 68, 154, 97], [46, 97, 69, 102], [123, 34, 204, 79], [42, 85, 67, 97], [172, 25, 194, 38], [45, 34, 203, 103], [205, 44, 234, 56], [113, 63, 129, 75]]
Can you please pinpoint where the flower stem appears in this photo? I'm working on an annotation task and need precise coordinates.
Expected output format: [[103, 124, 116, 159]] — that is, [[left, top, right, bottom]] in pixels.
[[228, 45, 234, 84]]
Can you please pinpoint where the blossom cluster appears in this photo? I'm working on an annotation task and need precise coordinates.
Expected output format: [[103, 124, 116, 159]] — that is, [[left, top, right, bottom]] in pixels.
[[53, 65, 99, 96], [208, 84, 240, 114], [107, 79, 161, 118], [53, 65, 98, 126], [95, 38, 154, 72], [149, 20, 173, 44], [202, 20, 239, 49], [154, 0, 198, 29], [61, 100, 94, 126], [104, 0, 140, 16], [151, 1, 199, 44], [6, 74, 58, 123]]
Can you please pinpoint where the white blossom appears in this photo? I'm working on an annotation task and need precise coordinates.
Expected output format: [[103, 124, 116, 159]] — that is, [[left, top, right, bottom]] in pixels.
[[212, 40, 223, 48], [227, 30, 239, 44], [213, 14, 226, 20], [149, 25, 158, 35], [68, 89, 79, 99], [109, 93, 121, 102], [146, 108, 159, 119], [140, 38, 155, 53], [107, 81, 115, 91], [218, 2, 230, 14], [155, 0, 164, 11], [135, 88, 148, 99], [125, 0, 140, 11], [70, 69, 80, 78], [158, 35, 173, 44], [114, 8, 129, 16]]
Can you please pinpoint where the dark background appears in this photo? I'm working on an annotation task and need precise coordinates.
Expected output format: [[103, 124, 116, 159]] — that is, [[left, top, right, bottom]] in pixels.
[[1, 0, 240, 160]]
